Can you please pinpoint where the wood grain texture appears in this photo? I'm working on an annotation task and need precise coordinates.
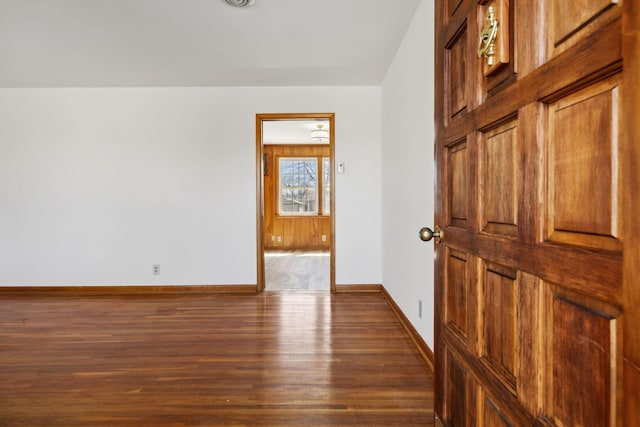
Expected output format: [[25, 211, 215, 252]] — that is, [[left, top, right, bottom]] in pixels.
[[622, 0, 640, 424], [447, 141, 469, 228], [334, 284, 383, 293], [447, 0, 462, 17], [481, 392, 512, 427], [551, 0, 617, 47], [263, 144, 331, 250], [445, 249, 468, 341], [0, 291, 434, 426], [445, 351, 467, 426], [435, 0, 630, 424], [446, 27, 468, 120], [479, 262, 517, 391], [479, 119, 519, 237], [549, 294, 614, 426], [547, 76, 621, 251], [441, 16, 622, 143]]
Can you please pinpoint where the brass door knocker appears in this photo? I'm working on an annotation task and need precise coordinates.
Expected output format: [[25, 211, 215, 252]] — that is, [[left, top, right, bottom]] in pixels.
[[477, 6, 499, 66]]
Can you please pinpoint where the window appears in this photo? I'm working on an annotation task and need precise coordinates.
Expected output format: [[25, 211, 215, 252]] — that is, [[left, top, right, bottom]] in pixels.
[[279, 158, 318, 215], [278, 156, 331, 217], [322, 157, 330, 215]]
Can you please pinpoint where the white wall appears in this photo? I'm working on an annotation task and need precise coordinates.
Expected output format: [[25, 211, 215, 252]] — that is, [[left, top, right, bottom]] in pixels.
[[0, 87, 382, 286], [381, 0, 435, 349]]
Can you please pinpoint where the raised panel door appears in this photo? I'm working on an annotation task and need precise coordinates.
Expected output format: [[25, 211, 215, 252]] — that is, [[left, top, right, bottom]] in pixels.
[[433, 0, 638, 425]]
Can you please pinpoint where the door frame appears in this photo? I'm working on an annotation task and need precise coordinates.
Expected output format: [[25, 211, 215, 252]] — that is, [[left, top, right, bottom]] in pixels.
[[255, 112, 336, 292], [622, 0, 640, 420]]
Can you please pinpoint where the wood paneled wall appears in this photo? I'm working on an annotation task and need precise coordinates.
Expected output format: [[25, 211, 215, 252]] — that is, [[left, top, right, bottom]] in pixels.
[[263, 144, 330, 250]]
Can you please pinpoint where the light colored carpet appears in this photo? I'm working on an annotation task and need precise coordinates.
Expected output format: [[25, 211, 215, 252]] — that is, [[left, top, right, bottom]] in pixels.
[[264, 250, 330, 290]]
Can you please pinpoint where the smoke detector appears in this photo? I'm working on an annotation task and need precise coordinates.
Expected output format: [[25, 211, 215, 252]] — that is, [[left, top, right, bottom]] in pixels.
[[221, 0, 255, 7]]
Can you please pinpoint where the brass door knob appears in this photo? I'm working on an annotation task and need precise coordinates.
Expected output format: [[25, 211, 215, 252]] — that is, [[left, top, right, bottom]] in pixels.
[[419, 226, 444, 244]]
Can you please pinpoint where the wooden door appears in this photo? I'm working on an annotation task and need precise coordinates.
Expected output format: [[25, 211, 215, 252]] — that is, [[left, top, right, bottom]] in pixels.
[[433, 0, 639, 425]]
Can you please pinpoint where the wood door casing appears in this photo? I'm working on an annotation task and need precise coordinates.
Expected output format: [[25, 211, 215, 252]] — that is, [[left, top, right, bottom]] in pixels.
[[255, 113, 336, 293], [434, 0, 638, 425]]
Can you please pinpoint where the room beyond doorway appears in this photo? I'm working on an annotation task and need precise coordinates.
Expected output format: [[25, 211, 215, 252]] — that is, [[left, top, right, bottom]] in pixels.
[[264, 250, 330, 290], [256, 113, 336, 292]]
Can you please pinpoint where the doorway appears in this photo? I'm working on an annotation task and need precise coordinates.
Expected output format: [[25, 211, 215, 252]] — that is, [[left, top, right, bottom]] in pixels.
[[256, 113, 335, 292]]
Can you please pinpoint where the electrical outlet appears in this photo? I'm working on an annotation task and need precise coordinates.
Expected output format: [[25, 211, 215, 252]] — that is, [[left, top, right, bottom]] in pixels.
[[271, 235, 275, 241], [152, 264, 160, 275], [321, 234, 327, 242], [418, 300, 422, 318], [277, 236, 282, 242]]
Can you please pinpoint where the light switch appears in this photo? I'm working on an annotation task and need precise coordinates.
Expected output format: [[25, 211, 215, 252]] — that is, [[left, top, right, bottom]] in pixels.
[[337, 161, 345, 173]]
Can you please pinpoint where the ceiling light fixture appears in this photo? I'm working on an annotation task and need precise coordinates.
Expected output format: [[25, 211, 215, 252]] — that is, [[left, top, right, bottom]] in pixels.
[[221, 0, 255, 7], [310, 124, 329, 142]]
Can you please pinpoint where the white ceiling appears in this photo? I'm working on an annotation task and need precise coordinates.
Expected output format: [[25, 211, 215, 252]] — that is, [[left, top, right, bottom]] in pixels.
[[0, 0, 422, 88]]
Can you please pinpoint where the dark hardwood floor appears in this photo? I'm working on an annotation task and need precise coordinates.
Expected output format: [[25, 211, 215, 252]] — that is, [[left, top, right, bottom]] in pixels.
[[0, 290, 434, 426]]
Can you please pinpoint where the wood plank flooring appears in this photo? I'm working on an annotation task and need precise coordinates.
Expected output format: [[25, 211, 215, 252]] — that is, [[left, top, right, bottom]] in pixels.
[[0, 291, 434, 426]]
